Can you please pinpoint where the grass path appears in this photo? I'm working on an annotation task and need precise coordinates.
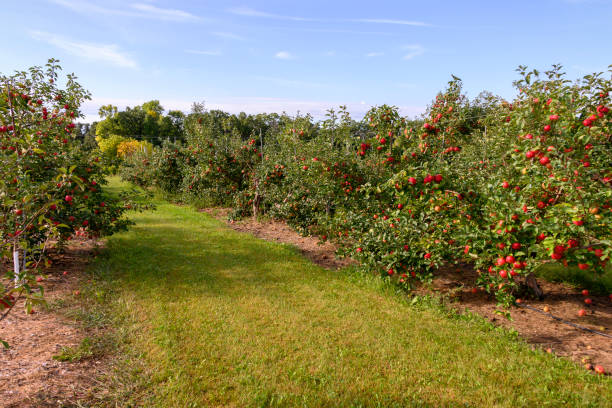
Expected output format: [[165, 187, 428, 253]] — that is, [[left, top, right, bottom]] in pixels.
[[88, 181, 611, 407]]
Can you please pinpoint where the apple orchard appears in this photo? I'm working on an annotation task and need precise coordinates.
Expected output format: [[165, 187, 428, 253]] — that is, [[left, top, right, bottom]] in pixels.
[[2, 60, 611, 330], [0, 60, 134, 328], [120, 64, 611, 305]]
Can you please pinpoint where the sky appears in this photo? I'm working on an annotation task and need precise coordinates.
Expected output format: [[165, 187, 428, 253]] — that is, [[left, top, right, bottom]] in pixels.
[[1, 0, 611, 122]]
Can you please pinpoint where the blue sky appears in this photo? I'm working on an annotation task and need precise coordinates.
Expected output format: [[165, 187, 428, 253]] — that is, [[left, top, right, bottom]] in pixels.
[[2, 0, 611, 122]]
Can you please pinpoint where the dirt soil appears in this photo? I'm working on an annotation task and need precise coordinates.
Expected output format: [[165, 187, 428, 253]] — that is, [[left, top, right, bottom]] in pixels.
[[204, 208, 611, 376], [201, 208, 355, 270], [0, 240, 107, 408]]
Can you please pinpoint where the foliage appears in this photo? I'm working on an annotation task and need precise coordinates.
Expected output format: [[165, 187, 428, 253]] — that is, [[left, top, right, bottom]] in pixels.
[[0, 60, 134, 338], [116, 139, 153, 158], [95, 100, 185, 145], [120, 65, 612, 305]]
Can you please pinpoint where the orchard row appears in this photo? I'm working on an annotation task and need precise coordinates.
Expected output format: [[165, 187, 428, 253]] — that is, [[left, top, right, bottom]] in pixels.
[[1, 60, 137, 320], [121, 65, 612, 304]]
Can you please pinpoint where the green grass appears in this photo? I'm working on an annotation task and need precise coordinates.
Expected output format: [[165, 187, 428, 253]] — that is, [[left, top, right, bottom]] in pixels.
[[536, 263, 612, 295], [85, 178, 611, 407]]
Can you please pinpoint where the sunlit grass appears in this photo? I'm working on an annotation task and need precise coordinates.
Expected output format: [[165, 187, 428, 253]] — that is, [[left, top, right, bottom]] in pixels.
[[87, 177, 611, 407]]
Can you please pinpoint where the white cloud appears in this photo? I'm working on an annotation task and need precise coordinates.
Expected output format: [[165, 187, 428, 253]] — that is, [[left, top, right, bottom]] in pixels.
[[81, 97, 425, 122], [254, 76, 324, 88], [350, 18, 430, 27], [30, 31, 137, 68], [365, 52, 384, 57], [324, 51, 336, 57], [275, 51, 294, 60], [185, 49, 221, 56], [227, 6, 316, 21], [402, 44, 424, 60], [226, 6, 431, 27], [211, 31, 247, 41], [129, 3, 201, 21], [49, 0, 202, 22]]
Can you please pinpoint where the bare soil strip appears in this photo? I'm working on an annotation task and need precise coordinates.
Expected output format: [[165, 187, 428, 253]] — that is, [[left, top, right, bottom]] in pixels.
[[0, 240, 108, 408]]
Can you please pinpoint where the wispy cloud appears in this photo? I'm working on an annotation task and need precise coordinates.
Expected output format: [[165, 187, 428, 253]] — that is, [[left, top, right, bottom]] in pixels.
[[275, 51, 294, 60], [324, 51, 336, 57], [129, 3, 201, 21], [349, 18, 430, 27], [228, 6, 317, 21], [254, 76, 323, 88], [185, 49, 221, 56], [211, 31, 247, 41], [365, 52, 384, 57], [82, 97, 425, 123], [227, 7, 430, 27], [31, 31, 137, 68], [402, 44, 424, 60], [49, 0, 202, 22], [302, 28, 393, 36]]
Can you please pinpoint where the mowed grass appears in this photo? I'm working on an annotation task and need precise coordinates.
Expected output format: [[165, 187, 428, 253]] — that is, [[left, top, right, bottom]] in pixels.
[[88, 179, 611, 407]]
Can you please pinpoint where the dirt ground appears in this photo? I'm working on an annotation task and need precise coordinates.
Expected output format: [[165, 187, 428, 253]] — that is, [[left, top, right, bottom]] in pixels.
[[0, 240, 107, 408], [201, 208, 355, 270], [204, 208, 612, 376]]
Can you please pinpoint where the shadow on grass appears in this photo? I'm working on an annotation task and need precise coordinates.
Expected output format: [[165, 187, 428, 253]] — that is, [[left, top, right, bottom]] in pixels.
[[91, 218, 334, 301]]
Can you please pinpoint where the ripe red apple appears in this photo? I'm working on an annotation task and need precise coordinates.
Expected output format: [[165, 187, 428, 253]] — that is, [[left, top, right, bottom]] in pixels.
[[511, 242, 521, 250], [578, 263, 589, 270], [499, 270, 508, 278], [502, 181, 510, 189], [539, 156, 550, 165], [356, 247, 362, 253], [578, 309, 587, 317], [543, 124, 551, 132], [581, 289, 589, 296], [424, 253, 431, 259], [65, 195, 73, 202], [584, 298, 592, 305], [594, 365, 605, 375]]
